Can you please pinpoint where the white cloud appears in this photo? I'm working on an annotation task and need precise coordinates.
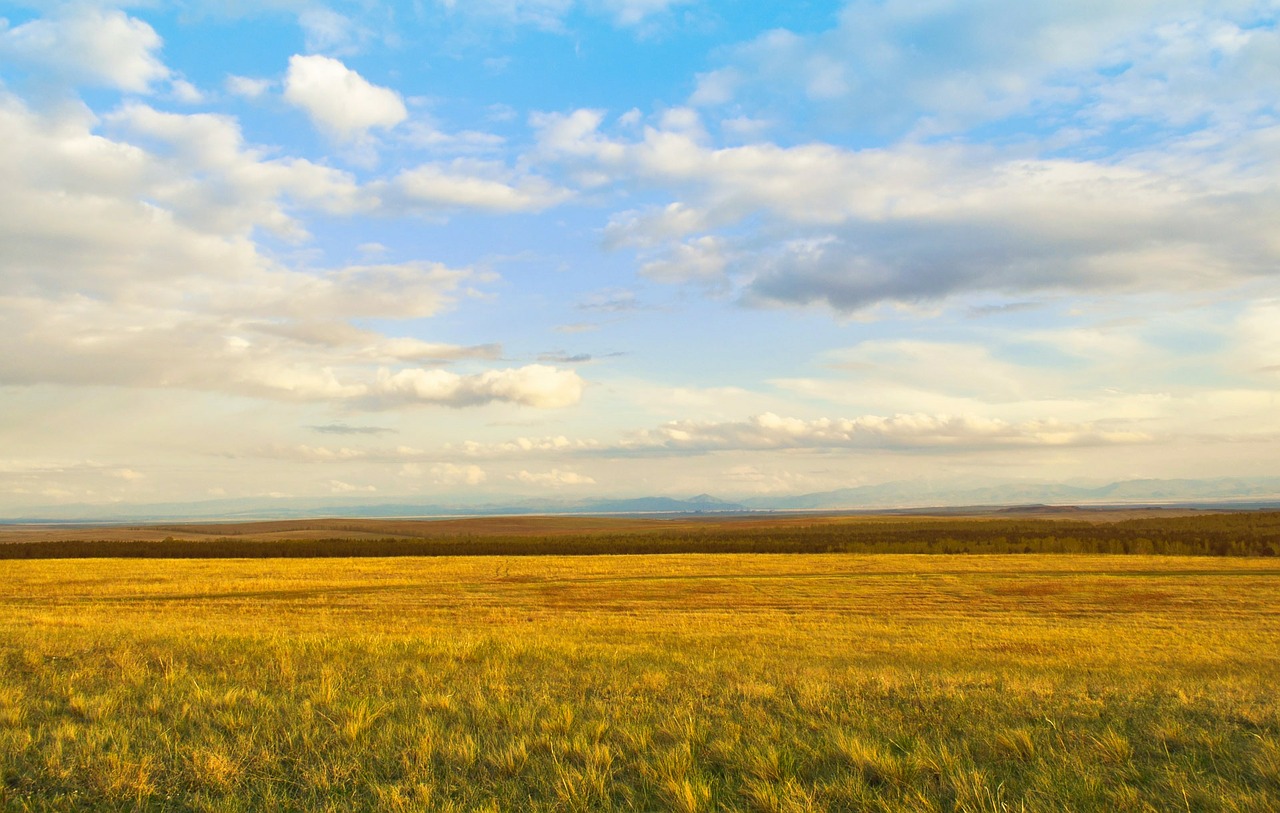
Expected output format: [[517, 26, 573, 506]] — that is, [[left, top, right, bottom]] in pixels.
[[387, 161, 572, 213], [0, 290, 577, 408], [430, 463, 487, 486], [603, 202, 710, 249], [622, 412, 1154, 452], [254, 262, 471, 320], [283, 55, 407, 141], [107, 102, 366, 237], [690, 68, 739, 106], [594, 0, 690, 26], [329, 479, 376, 493], [513, 468, 595, 486], [247, 444, 367, 463], [299, 8, 368, 55], [431, 0, 685, 29], [226, 75, 273, 98], [819, 339, 1047, 404], [450, 435, 600, 456], [399, 121, 506, 154], [0, 95, 257, 299], [1235, 299, 1280, 375], [0, 7, 169, 92], [435, 0, 575, 31], [640, 236, 728, 283], [169, 78, 204, 104], [371, 365, 584, 409], [0, 91, 580, 414], [699, 2, 1276, 136], [536, 110, 1280, 310]]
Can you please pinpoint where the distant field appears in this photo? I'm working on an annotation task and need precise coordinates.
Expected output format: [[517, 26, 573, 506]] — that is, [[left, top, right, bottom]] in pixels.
[[2, 510, 1279, 558], [1, 553, 1278, 810]]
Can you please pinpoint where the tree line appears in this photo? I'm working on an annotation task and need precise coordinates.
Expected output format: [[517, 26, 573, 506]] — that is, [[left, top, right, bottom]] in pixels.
[[2, 512, 1278, 558]]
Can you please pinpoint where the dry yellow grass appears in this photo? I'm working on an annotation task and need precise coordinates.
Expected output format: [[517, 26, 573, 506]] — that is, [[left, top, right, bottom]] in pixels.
[[0, 553, 1277, 810]]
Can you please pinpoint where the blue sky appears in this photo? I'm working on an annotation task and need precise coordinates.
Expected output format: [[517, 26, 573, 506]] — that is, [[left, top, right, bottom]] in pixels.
[[1, 0, 1278, 510]]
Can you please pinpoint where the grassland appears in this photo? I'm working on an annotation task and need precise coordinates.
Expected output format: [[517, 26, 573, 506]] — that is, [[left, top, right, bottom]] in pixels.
[[1, 552, 1278, 811], [3, 510, 1280, 558]]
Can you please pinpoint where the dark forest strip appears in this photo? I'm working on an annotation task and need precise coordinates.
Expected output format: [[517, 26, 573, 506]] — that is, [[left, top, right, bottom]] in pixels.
[[2, 512, 1279, 558]]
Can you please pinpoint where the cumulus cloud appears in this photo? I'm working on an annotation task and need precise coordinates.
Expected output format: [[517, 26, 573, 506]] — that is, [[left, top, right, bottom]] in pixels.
[[535, 110, 1280, 311], [370, 365, 584, 409], [2, 293, 582, 408], [0, 91, 581, 413], [449, 435, 600, 456], [0, 7, 169, 92], [0, 95, 265, 299], [622, 412, 1153, 453], [106, 102, 366, 238], [603, 202, 710, 249], [640, 236, 729, 283], [257, 444, 368, 463], [525, 5, 1280, 316], [283, 55, 407, 141]]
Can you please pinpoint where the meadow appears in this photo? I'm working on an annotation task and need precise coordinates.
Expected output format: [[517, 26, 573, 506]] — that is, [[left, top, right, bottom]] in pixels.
[[1, 550, 1278, 811], [3, 509, 1280, 558]]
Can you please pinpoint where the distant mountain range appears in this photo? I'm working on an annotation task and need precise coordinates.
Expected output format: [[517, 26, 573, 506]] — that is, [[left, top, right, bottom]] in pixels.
[[5, 477, 1280, 523], [737, 477, 1280, 511]]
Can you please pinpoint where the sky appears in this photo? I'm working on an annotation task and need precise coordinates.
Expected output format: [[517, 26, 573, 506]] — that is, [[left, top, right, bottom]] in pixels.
[[1, 0, 1279, 512]]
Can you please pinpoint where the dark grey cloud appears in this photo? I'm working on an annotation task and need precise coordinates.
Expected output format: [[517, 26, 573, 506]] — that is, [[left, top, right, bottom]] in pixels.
[[739, 193, 1280, 312]]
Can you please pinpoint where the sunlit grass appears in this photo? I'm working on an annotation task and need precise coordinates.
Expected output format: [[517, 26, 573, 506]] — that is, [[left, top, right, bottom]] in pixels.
[[1, 554, 1277, 810]]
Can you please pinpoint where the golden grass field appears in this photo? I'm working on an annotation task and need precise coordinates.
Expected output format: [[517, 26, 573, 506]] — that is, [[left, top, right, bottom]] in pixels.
[[1, 552, 1278, 811]]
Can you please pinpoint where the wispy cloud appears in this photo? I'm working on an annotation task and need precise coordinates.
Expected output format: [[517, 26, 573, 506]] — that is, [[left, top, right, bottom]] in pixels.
[[620, 412, 1155, 453], [309, 424, 397, 436]]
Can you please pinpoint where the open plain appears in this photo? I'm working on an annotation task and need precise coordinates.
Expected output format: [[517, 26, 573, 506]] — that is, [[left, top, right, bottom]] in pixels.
[[1, 529, 1278, 810]]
